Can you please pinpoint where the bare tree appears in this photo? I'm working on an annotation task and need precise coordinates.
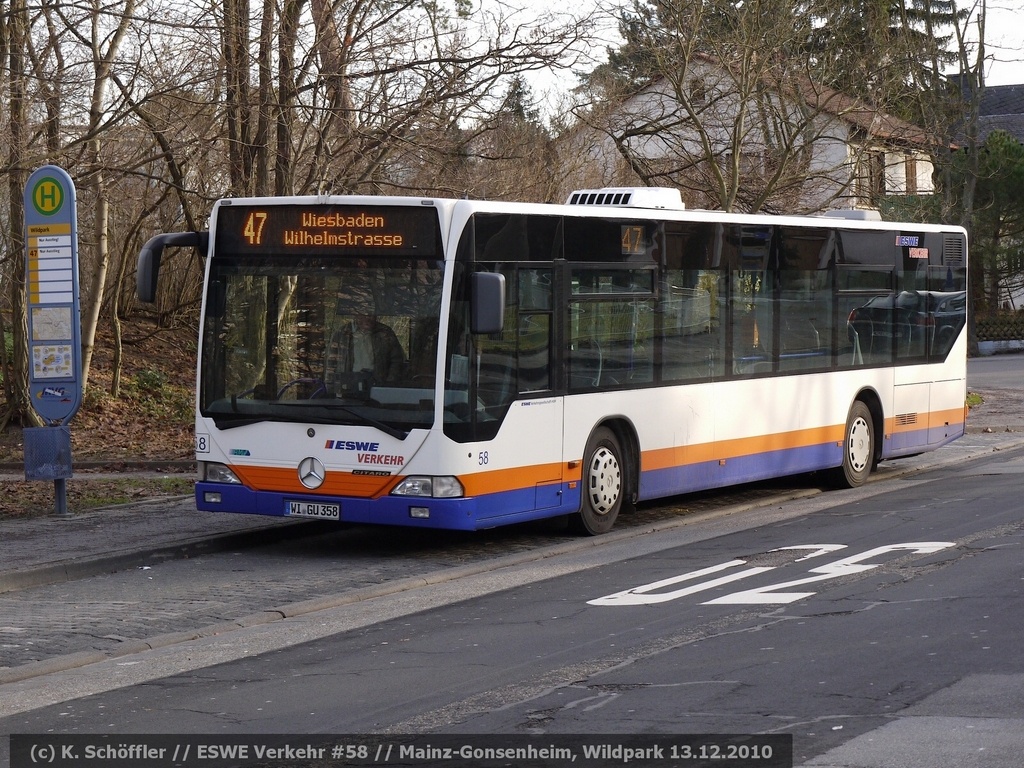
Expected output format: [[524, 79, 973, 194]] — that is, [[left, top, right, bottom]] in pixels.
[[0, 0, 598, 427], [73, 0, 137, 393], [566, 0, 945, 214], [392, 74, 566, 202], [1, 0, 40, 430]]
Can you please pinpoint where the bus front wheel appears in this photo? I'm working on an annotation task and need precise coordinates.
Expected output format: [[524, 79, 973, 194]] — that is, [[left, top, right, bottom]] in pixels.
[[832, 401, 874, 488], [572, 427, 624, 535]]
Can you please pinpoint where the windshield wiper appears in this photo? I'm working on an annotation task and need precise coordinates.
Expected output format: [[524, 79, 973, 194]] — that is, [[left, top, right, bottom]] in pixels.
[[276, 402, 409, 440], [211, 413, 270, 430], [208, 401, 410, 439]]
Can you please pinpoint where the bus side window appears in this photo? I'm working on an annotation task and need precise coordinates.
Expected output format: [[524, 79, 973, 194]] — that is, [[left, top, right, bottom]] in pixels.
[[518, 268, 552, 392], [778, 227, 833, 373], [838, 268, 895, 367], [728, 225, 775, 376], [659, 222, 722, 382], [569, 265, 656, 390], [569, 302, 615, 389], [927, 265, 967, 360]]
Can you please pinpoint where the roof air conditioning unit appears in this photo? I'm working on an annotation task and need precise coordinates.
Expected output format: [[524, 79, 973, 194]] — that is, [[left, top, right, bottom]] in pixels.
[[565, 187, 685, 210]]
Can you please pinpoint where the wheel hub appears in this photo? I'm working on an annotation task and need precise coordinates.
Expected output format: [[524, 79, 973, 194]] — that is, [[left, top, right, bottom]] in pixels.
[[587, 446, 622, 515], [848, 416, 871, 473]]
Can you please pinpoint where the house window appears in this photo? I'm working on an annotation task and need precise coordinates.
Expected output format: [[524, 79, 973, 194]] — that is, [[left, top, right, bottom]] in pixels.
[[905, 155, 918, 195], [858, 150, 885, 204]]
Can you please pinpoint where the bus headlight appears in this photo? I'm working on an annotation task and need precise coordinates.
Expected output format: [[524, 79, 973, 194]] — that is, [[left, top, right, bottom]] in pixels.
[[201, 462, 242, 484], [391, 476, 464, 498]]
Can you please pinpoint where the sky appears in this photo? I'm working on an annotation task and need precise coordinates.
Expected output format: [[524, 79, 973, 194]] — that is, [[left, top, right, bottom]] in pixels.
[[983, 3, 1024, 86]]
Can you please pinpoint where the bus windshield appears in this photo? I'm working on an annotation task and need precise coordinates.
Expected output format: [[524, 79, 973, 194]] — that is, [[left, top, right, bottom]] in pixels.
[[199, 255, 444, 435]]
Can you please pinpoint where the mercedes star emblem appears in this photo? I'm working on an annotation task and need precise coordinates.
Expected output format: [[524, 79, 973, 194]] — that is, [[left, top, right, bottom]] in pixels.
[[297, 456, 326, 489]]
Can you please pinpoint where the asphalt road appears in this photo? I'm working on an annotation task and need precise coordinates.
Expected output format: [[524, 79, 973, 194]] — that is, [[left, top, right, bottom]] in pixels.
[[2, 441, 1024, 767], [968, 351, 1024, 389]]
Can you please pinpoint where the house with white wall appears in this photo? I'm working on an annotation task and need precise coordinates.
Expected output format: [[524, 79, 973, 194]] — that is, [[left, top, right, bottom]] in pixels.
[[560, 54, 939, 214]]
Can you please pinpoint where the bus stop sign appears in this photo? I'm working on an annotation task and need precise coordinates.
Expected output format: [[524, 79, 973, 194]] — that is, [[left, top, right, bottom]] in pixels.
[[24, 165, 82, 425]]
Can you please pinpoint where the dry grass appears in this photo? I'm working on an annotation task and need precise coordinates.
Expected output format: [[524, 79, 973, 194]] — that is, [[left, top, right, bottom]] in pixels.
[[1, 320, 197, 519]]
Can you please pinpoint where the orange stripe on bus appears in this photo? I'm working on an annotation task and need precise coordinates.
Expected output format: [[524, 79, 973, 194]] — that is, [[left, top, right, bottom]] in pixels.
[[886, 406, 966, 435], [642, 424, 845, 472], [228, 407, 966, 499], [460, 463, 570, 497]]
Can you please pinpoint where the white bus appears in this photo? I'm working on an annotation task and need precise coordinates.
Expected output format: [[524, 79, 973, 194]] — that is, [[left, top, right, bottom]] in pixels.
[[137, 188, 968, 534]]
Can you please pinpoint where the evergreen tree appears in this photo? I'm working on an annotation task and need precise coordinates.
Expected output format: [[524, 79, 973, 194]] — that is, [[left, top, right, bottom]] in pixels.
[[805, 0, 968, 118], [963, 131, 1024, 312]]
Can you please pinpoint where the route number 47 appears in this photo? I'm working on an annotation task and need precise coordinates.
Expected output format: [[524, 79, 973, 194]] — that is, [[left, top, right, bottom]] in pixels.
[[587, 542, 954, 607]]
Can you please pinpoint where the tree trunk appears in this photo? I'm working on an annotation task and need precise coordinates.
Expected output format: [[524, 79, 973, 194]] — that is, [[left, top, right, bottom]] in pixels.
[[224, 0, 255, 194], [110, 294, 122, 399], [80, 185, 108, 394], [276, 0, 304, 195], [3, 0, 40, 428], [79, 0, 135, 392]]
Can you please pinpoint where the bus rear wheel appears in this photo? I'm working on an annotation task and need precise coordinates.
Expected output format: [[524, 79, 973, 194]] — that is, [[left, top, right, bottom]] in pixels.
[[571, 427, 624, 535], [832, 401, 874, 488]]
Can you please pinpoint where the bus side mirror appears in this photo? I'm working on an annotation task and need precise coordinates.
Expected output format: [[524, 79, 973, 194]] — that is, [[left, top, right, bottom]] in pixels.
[[137, 231, 209, 303], [470, 272, 505, 334]]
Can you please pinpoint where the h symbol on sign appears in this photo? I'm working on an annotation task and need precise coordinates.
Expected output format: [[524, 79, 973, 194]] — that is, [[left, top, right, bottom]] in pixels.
[[34, 178, 64, 215], [39, 183, 58, 208]]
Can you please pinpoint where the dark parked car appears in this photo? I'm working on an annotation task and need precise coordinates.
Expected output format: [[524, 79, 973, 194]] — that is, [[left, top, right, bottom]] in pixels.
[[848, 290, 966, 360]]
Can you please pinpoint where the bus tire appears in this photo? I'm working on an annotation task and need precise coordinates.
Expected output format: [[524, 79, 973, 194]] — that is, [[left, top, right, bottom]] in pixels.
[[832, 401, 874, 488], [571, 427, 624, 535]]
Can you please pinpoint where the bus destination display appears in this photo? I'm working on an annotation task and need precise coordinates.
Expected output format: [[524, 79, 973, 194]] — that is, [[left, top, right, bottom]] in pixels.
[[215, 204, 440, 257]]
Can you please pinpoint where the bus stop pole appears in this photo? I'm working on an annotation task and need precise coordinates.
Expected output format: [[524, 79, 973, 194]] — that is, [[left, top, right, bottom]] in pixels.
[[55, 478, 68, 517]]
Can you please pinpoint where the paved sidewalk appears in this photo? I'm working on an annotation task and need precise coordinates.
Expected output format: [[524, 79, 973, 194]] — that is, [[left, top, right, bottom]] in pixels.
[[964, 386, 1024, 435], [0, 493, 302, 594]]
